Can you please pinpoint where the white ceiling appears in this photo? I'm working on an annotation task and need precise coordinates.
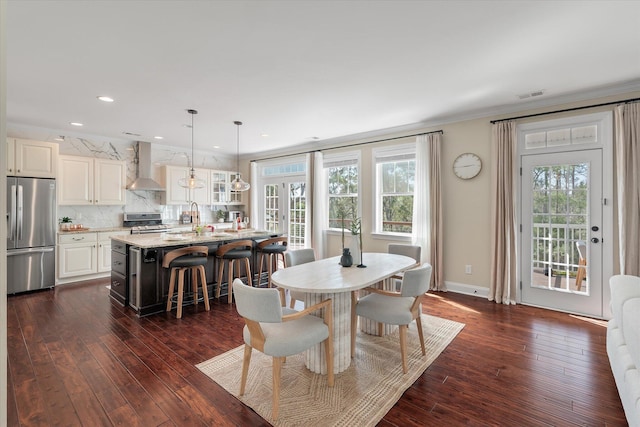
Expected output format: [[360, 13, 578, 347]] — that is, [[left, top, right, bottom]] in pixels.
[[6, 0, 640, 155]]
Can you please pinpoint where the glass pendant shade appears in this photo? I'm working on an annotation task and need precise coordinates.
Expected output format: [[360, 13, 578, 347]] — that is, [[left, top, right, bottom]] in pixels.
[[179, 109, 204, 189], [232, 120, 250, 192], [178, 168, 206, 189], [230, 174, 250, 191]]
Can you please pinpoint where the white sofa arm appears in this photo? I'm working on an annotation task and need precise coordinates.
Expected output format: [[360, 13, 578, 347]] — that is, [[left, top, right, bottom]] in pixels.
[[610, 275, 640, 330]]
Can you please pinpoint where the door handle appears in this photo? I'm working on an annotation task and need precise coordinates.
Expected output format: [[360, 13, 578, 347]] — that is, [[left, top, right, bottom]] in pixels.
[[591, 237, 600, 243], [17, 185, 23, 240], [9, 185, 16, 240]]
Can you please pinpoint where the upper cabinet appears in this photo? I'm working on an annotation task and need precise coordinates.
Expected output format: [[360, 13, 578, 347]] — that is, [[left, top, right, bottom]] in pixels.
[[6, 138, 58, 178], [211, 170, 244, 205], [163, 166, 245, 206], [58, 155, 126, 205], [163, 165, 212, 205]]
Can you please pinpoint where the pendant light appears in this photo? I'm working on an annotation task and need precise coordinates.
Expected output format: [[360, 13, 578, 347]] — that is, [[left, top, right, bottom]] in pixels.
[[230, 120, 251, 192], [178, 109, 205, 189]]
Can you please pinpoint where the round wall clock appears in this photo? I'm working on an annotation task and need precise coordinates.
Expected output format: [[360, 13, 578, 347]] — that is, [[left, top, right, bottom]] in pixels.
[[453, 153, 482, 180]]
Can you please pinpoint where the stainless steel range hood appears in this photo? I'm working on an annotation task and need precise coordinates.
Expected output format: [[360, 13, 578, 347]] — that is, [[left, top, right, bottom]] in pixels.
[[127, 141, 165, 191]]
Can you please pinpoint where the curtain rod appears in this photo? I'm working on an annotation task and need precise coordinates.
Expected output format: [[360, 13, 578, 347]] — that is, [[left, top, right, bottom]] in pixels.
[[490, 97, 640, 124], [250, 129, 443, 163]]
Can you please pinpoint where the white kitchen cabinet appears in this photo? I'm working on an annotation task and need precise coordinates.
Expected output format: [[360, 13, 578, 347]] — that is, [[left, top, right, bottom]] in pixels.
[[6, 138, 58, 178], [58, 233, 98, 278], [98, 231, 128, 272], [58, 155, 126, 205], [163, 165, 210, 205], [211, 170, 243, 205], [58, 230, 128, 281]]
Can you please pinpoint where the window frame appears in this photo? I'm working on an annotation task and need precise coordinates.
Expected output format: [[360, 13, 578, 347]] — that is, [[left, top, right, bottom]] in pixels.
[[324, 151, 360, 232], [372, 144, 416, 238]]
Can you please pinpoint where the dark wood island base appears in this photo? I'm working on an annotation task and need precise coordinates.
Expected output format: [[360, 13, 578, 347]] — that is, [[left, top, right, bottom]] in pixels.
[[109, 231, 281, 317]]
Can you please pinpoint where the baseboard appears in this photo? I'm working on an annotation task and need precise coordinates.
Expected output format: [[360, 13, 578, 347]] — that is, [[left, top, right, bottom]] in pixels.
[[444, 281, 489, 299]]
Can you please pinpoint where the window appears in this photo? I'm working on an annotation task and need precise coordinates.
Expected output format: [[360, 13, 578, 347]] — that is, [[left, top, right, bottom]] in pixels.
[[374, 145, 415, 234], [325, 152, 359, 230]]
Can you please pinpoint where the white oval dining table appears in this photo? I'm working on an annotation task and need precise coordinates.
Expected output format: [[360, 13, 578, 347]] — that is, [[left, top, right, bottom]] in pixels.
[[270, 252, 417, 374]]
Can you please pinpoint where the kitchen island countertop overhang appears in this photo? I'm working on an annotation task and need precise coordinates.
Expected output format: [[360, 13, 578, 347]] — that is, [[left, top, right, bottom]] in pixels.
[[111, 229, 275, 249]]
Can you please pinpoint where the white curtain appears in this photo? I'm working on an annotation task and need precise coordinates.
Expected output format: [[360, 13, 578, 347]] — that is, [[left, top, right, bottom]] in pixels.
[[615, 102, 640, 275], [412, 135, 430, 265], [489, 121, 517, 304], [311, 152, 328, 258], [412, 133, 444, 290], [250, 161, 259, 229]]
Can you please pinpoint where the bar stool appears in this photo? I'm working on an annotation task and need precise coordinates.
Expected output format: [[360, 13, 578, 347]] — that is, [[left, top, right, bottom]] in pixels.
[[163, 246, 210, 319], [215, 240, 254, 304], [256, 237, 288, 288]]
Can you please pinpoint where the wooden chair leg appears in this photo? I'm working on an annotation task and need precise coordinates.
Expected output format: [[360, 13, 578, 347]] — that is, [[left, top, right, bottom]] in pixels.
[[176, 268, 185, 319], [199, 265, 210, 311], [166, 267, 176, 312], [239, 344, 252, 396], [216, 259, 224, 299], [267, 254, 273, 288], [289, 294, 297, 309], [399, 324, 408, 373], [272, 356, 283, 420], [415, 316, 425, 355], [228, 260, 235, 304], [257, 253, 265, 286], [244, 257, 252, 287], [324, 335, 334, 387]]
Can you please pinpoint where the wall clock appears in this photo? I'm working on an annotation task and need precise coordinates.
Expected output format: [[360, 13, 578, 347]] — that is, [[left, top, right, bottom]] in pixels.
[[453, 153, 482, 180]]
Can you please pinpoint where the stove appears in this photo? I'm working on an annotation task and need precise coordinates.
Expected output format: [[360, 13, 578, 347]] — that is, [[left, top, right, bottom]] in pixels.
[[130, 224, 170, 234], [124, 213, 169, 234]]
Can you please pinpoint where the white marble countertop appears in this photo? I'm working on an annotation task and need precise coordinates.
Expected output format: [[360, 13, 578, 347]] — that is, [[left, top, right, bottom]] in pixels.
[[111, 229, 276, 248], [58, 226, 130, 234]]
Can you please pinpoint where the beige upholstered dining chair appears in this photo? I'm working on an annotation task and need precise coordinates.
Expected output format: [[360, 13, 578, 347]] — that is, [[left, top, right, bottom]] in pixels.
[[350, 264, 432, 374], [233, 279, 334, 419], [284, 248, 316, 308], [388, 244, 421, 288]]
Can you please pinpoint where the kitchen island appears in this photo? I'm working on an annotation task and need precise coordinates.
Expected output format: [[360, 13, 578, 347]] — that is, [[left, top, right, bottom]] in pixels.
[[110, 230, 280, 316]]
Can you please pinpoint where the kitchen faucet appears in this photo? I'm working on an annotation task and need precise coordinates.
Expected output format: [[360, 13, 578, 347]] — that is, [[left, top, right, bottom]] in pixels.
[[190, 201, 200, 231]]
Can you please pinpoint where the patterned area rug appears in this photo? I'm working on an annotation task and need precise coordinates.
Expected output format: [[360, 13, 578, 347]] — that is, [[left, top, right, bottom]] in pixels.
[[197, 314, 464, 426]]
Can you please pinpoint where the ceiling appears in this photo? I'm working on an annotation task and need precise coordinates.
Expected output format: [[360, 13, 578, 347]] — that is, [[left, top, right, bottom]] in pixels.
[[6, 0, 640, 155]]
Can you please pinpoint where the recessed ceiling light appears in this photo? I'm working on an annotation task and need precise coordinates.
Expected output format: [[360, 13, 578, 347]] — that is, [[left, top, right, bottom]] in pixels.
[[154, 136, 163, 140], [54, 136, 65, 141], [261, 133, 269, 138], [70, 122, 83, 127], [97, 96, 114, 103], [213, 145, 220, 149]]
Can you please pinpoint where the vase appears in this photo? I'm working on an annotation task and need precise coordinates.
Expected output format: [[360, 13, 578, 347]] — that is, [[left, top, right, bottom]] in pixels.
[[352, 235, 362, 265], [340, 248, 353, 267]]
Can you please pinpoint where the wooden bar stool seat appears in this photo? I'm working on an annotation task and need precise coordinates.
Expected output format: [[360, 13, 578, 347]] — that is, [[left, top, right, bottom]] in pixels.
[[163, 246, 209, 319], [256, 237, 288, 288], [215, 240, 254, 303]]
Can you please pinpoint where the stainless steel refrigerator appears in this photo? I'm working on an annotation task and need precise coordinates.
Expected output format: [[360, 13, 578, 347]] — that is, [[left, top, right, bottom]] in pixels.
[[6, 177, 56, 294]]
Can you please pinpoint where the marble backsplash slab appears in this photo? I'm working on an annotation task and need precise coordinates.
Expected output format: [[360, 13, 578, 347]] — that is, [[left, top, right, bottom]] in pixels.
[[56, 137, 235, 228]]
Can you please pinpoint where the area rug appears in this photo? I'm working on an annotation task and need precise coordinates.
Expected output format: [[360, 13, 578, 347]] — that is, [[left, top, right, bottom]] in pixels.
[[196, 314, 464, 426]]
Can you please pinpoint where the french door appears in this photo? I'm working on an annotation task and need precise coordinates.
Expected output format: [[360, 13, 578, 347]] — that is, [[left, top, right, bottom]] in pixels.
[[520, 149, 603, 317], [262, 177, 308, 250]]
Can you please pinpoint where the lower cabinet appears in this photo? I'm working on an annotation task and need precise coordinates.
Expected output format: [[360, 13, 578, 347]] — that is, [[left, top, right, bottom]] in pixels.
[[58, 233, 97, 278], [58, 230, 128, 284]]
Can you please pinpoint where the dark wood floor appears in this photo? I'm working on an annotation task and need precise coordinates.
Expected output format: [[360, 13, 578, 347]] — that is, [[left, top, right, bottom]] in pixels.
[[7, 279, 627, 426]]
